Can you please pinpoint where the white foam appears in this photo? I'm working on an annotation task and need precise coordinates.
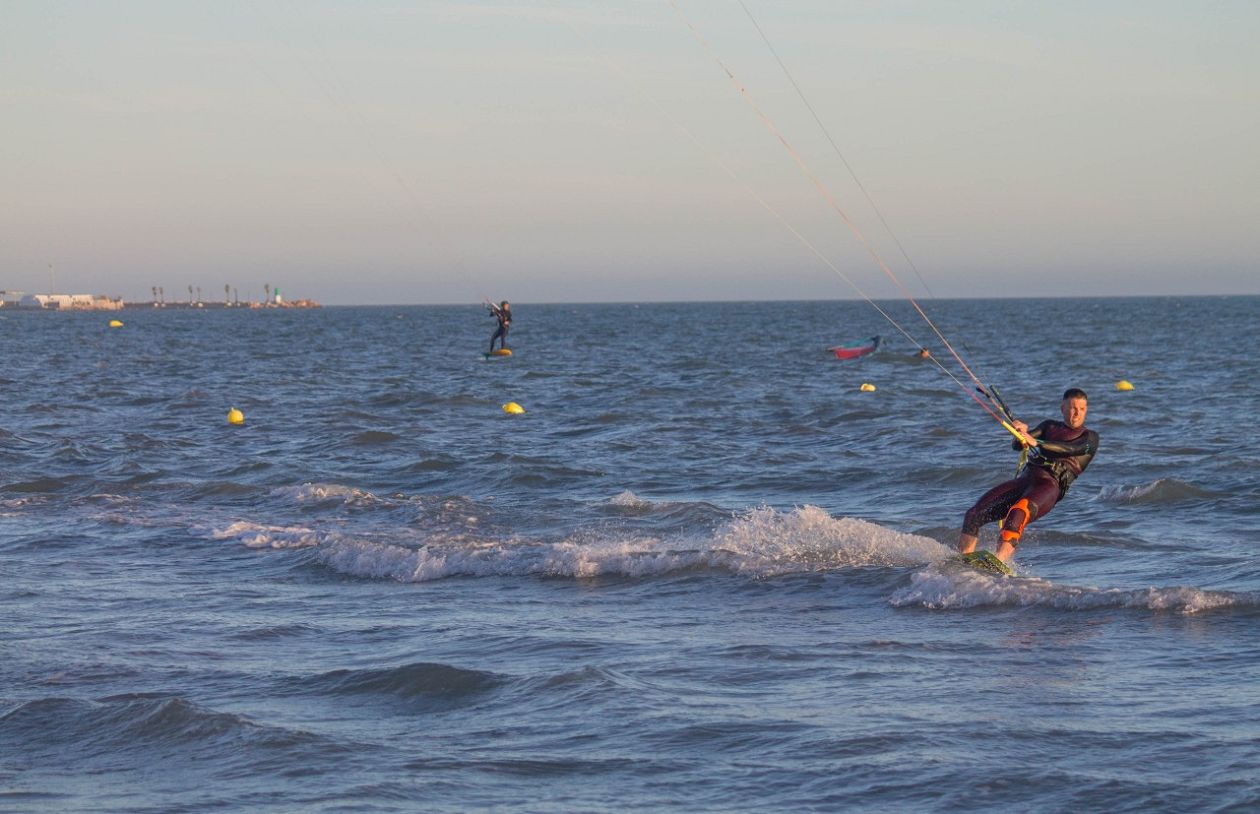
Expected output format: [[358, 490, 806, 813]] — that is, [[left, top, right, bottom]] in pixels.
[[88, 493, 131, 504], [223, 505, 953, 583], [1099, 481, 1162, 502], [540, 534, 715, 578], [210, 520, 332, 549], [890, 565, 1250, 614], [271, 482, 377, 505], [1, 496, 46, 509], [607, 490, 650, 508], [712, 505, 951, 573], [0, 494, 50, 518]]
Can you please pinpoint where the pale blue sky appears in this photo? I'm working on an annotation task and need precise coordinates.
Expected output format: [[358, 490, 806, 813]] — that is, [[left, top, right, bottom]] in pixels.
[[2, 1, 1256, 304]]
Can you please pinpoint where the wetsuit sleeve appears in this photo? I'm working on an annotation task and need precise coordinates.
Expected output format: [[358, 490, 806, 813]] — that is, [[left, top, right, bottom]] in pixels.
[[1037, 429, 1099, 459], [1011, 420, 1051, 451]]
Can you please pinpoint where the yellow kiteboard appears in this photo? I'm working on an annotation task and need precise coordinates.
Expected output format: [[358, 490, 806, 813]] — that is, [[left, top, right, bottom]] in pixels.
[[958, 550, 1014, 576]]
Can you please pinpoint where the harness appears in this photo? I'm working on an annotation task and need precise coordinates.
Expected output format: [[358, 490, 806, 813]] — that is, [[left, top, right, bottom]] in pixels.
[[1023, 450, 1076, 497]]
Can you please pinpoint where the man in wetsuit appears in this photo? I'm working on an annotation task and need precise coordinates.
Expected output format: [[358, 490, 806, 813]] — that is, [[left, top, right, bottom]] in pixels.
[[959, 388, 1098, 563], [488, 300, 511, 353]]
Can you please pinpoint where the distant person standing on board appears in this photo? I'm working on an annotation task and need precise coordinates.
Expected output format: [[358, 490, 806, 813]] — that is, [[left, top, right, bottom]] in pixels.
[[488, 300, 512, 353]]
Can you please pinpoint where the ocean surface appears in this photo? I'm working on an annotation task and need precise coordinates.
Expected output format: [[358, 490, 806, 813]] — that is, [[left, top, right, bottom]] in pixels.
[[2, 297, 1258, 813]]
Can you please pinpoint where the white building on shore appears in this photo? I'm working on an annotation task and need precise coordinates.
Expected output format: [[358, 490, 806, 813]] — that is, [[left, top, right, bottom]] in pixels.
[[18, 293, 124, 310]]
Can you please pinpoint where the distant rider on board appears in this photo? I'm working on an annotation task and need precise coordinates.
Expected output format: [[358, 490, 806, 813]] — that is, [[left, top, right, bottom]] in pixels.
[[958, 388, 1098, 564], [488, 300, 511, 354]]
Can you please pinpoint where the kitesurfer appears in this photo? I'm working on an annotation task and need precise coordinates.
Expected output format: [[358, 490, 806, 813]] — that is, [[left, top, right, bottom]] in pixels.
[[958, 388, 1098, 563], [488, 300, 511, 353]]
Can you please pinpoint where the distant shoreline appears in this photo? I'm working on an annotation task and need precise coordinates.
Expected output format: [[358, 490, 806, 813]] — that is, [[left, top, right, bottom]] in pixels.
[[2, 293, 1255, 311], [122, 300, 320, 310], [0, 299, 320, 311]]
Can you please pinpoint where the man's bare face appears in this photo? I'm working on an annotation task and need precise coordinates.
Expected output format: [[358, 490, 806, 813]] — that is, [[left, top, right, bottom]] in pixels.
[[1061, 397, 1088, 429]]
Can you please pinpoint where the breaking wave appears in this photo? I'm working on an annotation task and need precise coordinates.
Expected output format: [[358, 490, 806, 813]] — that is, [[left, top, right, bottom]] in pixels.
[[890, 565, 1257, 614], [212, 505, 951, 582], [211, 520, 332, 549], [270, 482, 378, 506]]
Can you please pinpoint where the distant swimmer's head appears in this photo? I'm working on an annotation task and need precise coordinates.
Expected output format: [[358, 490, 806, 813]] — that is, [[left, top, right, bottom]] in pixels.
[[917, 347, 930, 358], [1061, 387, 1088, 428]]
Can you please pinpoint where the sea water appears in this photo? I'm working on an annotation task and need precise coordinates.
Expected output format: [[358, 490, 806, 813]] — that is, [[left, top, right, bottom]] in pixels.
[[2, 297, 1258, 812]]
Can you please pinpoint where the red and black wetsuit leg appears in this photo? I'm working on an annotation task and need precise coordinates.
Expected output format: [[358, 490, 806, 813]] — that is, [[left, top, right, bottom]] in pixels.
[[962, 468, 1061, 547]]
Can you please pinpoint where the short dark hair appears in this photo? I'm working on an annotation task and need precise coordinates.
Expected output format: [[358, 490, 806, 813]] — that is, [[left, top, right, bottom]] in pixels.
[[1062, 387, 1088, 401]]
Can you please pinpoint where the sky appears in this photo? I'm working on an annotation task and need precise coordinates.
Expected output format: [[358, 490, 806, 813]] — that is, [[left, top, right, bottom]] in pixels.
[[2, 1, 1257, 304]]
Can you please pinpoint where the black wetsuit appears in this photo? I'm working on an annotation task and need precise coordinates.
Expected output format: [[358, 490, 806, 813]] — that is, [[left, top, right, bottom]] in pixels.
[[962, 420, 1099, 539], [489, 305, 511, 352]]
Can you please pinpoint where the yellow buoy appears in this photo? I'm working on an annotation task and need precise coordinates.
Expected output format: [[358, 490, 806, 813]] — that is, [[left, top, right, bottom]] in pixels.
[[227, 407, 245, 425], [502, 402, 525, 415], [1115, 380, 1134, 391], [108, 319, 124, 328], [859, 383, 877, 392]]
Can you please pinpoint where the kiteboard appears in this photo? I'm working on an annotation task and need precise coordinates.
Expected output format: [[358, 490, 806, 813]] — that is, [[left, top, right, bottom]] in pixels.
[[483, 349, 513, 360], [827, 335, 881, 361], [958, 550, 1014, 576]]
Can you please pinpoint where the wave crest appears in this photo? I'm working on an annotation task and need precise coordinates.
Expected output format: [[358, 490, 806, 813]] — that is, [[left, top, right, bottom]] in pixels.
[[295, 662, 503, 701], [1, 695, 328, 760], [349, 430, 400, 445], [211, 520, 331, 549], [1097, 478, 1218, 505], [607, 490, 650, 508]]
